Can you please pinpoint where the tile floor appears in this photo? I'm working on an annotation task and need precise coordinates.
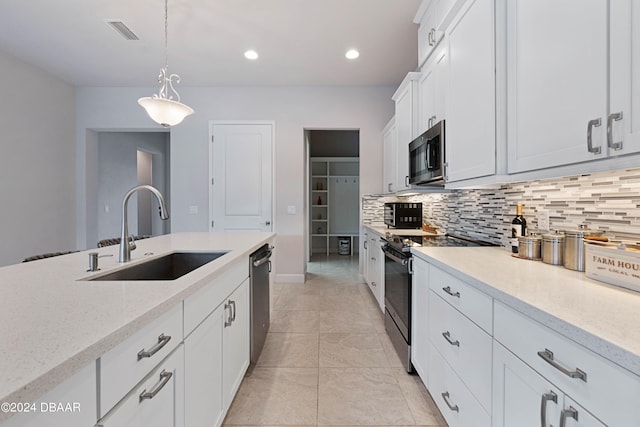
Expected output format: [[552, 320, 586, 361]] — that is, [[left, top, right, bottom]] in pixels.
[[223, 254, 447, 427]]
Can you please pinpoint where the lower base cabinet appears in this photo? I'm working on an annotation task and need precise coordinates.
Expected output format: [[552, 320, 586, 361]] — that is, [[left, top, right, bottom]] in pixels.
[[410, 257, 429, 382], [97, 344, 185, 427], [184, 278, 250, 427], [493, 341, 605, 427]]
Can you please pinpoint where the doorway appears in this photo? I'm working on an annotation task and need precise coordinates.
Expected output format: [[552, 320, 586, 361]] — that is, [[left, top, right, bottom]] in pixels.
[[305, 130, 360, 269]]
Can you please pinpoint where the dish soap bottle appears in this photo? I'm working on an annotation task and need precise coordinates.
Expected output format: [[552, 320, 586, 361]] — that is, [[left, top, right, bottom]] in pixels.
[[511, 203, 527, 254]]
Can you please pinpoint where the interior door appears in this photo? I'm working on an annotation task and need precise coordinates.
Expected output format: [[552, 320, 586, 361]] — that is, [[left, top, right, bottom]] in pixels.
[[211, 122, 273, 231]]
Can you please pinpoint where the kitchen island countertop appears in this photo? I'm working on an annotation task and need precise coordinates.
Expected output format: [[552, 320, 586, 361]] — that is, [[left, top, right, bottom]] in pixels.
[[412, 246, 640, 377], [0, 232, 274, 416]]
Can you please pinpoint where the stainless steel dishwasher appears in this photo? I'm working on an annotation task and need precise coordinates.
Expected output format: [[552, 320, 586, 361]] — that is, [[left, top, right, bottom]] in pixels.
[[249, 244, 273, 365]]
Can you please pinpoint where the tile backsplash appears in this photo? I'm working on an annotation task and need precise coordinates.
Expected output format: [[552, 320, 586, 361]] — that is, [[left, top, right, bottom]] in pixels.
[[363, 168, 640, 248]]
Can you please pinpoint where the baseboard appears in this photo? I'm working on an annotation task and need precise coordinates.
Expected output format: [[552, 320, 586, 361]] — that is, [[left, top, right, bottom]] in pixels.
[[274, 273, 305, 284]]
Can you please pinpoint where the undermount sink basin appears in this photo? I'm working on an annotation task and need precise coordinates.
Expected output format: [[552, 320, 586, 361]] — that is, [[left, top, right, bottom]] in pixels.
[[88, 251, 229, 281]]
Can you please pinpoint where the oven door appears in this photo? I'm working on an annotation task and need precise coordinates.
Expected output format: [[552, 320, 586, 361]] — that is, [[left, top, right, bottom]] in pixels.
[[382, 244, 412, 341]]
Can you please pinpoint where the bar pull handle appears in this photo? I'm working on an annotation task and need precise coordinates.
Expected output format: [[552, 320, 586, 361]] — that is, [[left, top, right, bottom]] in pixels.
[[607, 111, 623, 150], [540, 391, 557, 427], [442, 331, 460, 347], [224, 302, 233, 327], [587, 118, 602, 154], [537, 349, 587, 382], [442, 286, 460, 298], [441, 391, 459, 412], [230, 300, 237, 322], [559, 406, 579, 427], [139, 370, 173, 402], [137, 333, 171, 361]]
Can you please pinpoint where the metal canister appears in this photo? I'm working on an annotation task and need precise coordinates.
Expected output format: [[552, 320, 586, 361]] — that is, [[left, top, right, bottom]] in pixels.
[[542, 233, 564, 265], [518, 235, 541, 260], [563, 228, 604, 271]]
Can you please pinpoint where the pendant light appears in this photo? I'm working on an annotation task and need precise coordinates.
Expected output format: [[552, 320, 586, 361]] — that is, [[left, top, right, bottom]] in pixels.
[[138, 0, 194, 127]]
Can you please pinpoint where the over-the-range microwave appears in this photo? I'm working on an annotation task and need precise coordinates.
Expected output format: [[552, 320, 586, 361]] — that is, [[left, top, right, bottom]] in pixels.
[[409, 120, 445, 185]]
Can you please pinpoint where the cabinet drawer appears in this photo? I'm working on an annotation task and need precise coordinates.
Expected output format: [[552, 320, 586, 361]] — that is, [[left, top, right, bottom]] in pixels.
[[184, 259, 248, 337], [429, 291, 492, 412], [494, 302, 640, 425], [97, 344, 184, 427], [428, 342, 490, 427], [99, 303, 183, 417], [429, 266, 493, 333]]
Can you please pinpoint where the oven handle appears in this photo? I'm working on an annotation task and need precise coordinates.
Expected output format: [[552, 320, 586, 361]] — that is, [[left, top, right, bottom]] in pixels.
[[383, 248, 408, 266]]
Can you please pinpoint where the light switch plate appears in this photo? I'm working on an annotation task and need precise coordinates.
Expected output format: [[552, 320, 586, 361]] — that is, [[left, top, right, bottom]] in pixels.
[[189, 205, 199, 215], [287, 205, 296, 215]]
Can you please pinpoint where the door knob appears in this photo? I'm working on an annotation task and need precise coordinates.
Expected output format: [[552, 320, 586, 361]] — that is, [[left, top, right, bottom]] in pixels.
[[265, 221, 271, 226]]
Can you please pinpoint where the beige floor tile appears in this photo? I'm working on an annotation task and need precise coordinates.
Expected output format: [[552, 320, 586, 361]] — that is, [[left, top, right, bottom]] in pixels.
[[270, 310, 319, 333], [318, 368, 416, 425], [273, 293, 321, 311], [319, 310, 379, 333], [393, 369, 447, 426], [319, 294, 371, 312], [319, 333, 390, 367], [256, 333, 319, 368], [224, 368, 318, 425]]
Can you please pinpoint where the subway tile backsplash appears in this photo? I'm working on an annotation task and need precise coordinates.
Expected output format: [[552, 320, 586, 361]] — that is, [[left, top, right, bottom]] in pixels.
[[363, 168, 640, 248]]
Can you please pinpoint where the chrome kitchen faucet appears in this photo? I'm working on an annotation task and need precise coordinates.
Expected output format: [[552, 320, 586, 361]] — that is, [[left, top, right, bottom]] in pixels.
[[119, 185, 169, 263]]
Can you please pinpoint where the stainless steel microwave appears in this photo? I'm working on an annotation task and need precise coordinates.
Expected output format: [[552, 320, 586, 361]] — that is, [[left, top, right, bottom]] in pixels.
[[409, 120, 445, 185]]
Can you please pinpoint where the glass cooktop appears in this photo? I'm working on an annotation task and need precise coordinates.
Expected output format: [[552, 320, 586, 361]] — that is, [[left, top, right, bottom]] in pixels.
[[384, 232, 496, 252]]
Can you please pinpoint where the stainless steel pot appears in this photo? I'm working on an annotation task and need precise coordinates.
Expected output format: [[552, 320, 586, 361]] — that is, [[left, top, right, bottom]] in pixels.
[[542, 233, 564, 265], [518, 236, 541, 260], [563, 228, 604, 271]]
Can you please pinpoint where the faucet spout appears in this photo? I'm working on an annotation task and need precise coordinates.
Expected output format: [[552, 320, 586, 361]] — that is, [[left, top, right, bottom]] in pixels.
[[119, 185, 170, 263]]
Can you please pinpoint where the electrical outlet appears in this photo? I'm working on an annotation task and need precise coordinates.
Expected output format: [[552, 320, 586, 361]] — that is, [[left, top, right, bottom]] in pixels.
[[538, 210, 550, 231]]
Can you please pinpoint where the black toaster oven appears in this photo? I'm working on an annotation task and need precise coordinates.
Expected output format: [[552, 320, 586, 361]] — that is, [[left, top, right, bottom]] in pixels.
[[384, 203, 422, 229]]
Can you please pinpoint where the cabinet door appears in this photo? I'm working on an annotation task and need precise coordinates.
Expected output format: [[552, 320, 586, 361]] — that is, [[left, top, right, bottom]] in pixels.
[[395, 83, 415, 191], [97, 345, 184, 427], [383, 118, 397, 193], [446, 0, 496, 182], [184, 304, 224, 427], [561, 396, 606, 427], [410, 258, 429, 383], [493, 342, 561, 427], [363, 232, 370, 283], [610, 1, 640, 157], [418, 64, 437, 135], [223, 279, 250, 409], [507, 0, 608, 173]]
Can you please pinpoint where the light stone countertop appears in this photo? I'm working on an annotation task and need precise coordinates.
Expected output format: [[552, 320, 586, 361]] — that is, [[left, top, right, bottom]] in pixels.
[[364, 225, 439, 238], [0, 232, 275, 417], [411, 246, 640, 377]]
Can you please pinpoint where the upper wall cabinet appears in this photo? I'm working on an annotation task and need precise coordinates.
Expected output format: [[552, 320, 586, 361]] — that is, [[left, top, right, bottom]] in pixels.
[[445, 0, 497, 183], [392, 72, 421, 192], [383, 117, 397, 194], [418, 43, 447, 136], [507, 0, 640, 174], [415, 0, 465, 68]]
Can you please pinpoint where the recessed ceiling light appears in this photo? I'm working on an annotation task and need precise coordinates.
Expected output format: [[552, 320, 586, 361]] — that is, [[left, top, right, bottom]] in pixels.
[[345, 49, 360, 60], [244, 50, 259, 60]]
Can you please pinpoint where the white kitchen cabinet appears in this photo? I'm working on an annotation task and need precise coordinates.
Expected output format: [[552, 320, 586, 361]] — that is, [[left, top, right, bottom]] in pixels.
[[418, 43, 447, 136], [494, 302, 640, 426], [410, 256, 429, 383], [0, 362, 96, 427], [382, 117, 397, 194], [493, 341, 606, 427], [184, 302, 224, 427], [222, 278, 250, 409], [416, 1, 441, 67], [96, 345, 184, 427], [445, 0, 496, 182], [184, 278, 250, 427], [393, 72, 421, 192], [362, 230, 370, 282], [365, 233, 384, 311]]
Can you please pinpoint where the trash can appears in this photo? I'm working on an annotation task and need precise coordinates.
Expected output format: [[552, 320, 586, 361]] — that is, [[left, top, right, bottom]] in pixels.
[[338, 237, 350, 255]]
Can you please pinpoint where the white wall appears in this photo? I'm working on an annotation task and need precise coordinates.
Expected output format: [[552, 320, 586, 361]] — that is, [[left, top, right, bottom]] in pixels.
[[0, 50, 76, 266], [76, 85, 393, 280]]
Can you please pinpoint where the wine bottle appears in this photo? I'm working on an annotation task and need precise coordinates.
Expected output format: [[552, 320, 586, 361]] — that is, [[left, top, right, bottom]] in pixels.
[[511, 203, 526, 254]]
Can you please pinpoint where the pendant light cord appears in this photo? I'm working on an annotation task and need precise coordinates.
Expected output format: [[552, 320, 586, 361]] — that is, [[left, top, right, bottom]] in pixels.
[[164, 0, 169, 69]]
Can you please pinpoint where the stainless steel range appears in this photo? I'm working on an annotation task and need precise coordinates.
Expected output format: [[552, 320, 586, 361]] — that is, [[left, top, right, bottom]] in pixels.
[[381, 232, 494, 373]]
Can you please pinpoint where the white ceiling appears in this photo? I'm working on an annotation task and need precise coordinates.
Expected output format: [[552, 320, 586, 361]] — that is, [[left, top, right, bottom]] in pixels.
[[0, 0, 422, 87]]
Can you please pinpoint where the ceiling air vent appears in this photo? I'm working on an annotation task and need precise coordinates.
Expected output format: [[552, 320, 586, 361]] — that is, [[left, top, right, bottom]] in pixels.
[[106, 20, 139, 41]]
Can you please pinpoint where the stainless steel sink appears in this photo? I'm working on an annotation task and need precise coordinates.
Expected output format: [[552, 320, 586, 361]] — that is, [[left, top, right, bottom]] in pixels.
[[87, 251, 229, 281]]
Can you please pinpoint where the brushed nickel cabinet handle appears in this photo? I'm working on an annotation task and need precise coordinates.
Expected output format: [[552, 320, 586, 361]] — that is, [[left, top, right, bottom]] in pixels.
[[587, 118, 602, 154], [540, 391, 557, 427], [139, 370, 173, 402], [559, 406, 579, 427], [230, 300, 237, 322], [442, 286, 460, 298], [607, 111, 623, 150], [137, 333, 171, 361], [442, 331, 460, 347], [537, 349, 587, 382], [441, 391, 459, 412], [224, 302, 232, 327]]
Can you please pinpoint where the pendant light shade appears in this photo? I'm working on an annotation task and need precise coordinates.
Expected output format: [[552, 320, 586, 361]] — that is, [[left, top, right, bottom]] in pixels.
[[138, 0, 194, 127]]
